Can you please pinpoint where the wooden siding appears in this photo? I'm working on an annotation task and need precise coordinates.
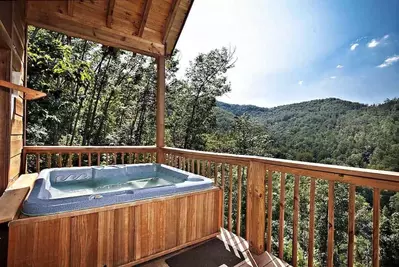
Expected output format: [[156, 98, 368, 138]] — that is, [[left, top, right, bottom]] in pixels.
[[8, 188, 221, 267], [0, 0, 27, 194]]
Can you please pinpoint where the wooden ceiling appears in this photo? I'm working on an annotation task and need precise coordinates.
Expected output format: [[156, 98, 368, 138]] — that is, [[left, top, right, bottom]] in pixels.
[[26, 0, 194, 57]]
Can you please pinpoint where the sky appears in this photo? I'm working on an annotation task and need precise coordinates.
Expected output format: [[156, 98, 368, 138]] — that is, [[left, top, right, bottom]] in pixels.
[[175, 0, 399, 107]]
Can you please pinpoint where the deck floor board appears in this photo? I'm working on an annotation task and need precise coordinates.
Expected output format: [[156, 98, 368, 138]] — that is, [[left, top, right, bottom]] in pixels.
[[139, 228, 292, 267]]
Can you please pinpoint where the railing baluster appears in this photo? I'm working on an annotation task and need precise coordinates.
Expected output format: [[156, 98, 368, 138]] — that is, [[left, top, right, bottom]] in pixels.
[[228, 164, 233, 232], [68, 153, 72, 167], [88, 152, 92, 166], [327, 181, 334, 267], [373, 188, 380, 267], [292, 175, 300, 267], [221, 163, 225, 227], [97, 153, 101, 165], [279, 172, 286, 259], [308, 178, 316, 267], [47, 153, 51, 169], [58, 153, 62, 167], [36, 153, 40, 172], [196, 159, 200, 174], [207, 161, 211, 178], [191, 159, 194, 173], [214, 162, 218, 185], [237, 165, 242, 237], [348, 184, 355, 267], [78, 153, 81, 167], [113, 153, 117, 164], [129, 153, 132, 164], [179, 156, 182, 169], [266, 170, 273, 252]]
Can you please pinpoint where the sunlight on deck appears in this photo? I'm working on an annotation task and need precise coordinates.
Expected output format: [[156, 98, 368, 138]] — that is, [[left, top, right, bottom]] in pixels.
[[140, 228, 292, 267]]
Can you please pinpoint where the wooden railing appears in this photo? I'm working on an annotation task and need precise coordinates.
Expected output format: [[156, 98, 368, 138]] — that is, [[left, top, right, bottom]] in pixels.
[[21, 145, 399, 266], [162, 147, 399, 267], [23, 146, 157, 173]]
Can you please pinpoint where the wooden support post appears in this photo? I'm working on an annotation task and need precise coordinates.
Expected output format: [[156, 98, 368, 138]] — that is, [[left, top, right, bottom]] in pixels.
[[246, 161, 266, 255], [156, 56, 165, 163]]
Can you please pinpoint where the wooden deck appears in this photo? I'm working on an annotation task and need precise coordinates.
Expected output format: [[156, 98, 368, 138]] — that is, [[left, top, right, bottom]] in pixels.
[[140, 228, 292, 267]]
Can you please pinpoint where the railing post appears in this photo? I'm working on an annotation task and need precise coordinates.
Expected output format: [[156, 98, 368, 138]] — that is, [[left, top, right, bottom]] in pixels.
[[156, 55, 165, 164], [246, 160, 266, 255]]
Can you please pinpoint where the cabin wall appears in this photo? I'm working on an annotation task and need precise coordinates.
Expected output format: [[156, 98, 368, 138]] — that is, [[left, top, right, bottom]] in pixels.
[[0, 0, 27, 194]]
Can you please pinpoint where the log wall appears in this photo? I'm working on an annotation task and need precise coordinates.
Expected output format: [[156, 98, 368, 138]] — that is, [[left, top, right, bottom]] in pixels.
[[0, 0, 27, 194]]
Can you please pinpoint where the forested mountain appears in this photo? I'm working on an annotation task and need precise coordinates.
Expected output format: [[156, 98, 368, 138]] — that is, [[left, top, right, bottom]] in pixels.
[[215, 99, 399, 267], [26, 26, 399, 267], [216, 98, 399, 171]]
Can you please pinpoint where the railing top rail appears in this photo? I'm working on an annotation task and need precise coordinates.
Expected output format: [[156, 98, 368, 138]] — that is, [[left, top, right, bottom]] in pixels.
[[163, 147, 399, 184], [24, 145, 157, 153]]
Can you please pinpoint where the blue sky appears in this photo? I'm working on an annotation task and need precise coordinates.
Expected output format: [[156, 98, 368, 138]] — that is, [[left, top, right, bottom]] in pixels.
[[176, 0, 399, 107]]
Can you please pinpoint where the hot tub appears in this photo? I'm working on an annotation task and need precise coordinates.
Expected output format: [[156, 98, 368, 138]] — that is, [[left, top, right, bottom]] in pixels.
[[23, 163, 213, 216]]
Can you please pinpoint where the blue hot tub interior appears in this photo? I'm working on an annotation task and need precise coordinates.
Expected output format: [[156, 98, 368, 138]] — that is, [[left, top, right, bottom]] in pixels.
[[23, 163, 213, 216]]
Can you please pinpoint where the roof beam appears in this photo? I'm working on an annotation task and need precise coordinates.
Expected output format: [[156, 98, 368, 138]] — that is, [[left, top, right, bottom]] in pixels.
[[138, 0, 152, 37], [106, 0, 116, 28], [162, 0, 182, 44]]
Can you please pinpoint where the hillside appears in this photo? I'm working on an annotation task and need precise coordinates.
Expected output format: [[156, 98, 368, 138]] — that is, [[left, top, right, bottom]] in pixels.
[[216, 98, 399, 171]]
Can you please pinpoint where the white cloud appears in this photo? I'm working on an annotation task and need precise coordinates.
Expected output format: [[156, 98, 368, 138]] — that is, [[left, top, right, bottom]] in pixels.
[[350, 43, 359, 51], [377, 55, 399, 68], [367, 39, 379, 48], [330, 76, 336, 79], [298, 80, 303, 86], [368, 35, 389, 48], [336, 64, 344, 69]]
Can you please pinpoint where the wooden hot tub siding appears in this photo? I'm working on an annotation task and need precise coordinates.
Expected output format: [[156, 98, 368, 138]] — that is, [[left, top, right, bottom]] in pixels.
[[8, 187, 222, 267]]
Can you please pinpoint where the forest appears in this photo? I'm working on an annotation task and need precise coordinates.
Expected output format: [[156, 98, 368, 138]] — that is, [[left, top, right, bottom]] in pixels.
[[27, 26, 399, 266]]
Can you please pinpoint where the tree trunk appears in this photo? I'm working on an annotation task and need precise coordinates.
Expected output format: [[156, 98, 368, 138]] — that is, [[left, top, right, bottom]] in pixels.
[[87, 56, 112, 145], [93, 90, 115, 144], [82, 50, 109, 145]]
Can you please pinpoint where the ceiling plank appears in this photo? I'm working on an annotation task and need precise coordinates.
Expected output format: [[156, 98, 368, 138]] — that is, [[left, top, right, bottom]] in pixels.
[[67, 0, 74, 16], [26, 10, 165, 57], [138, 0, 152, 37], [162, 0, 182, 44], [106, 0, 116, 28]]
